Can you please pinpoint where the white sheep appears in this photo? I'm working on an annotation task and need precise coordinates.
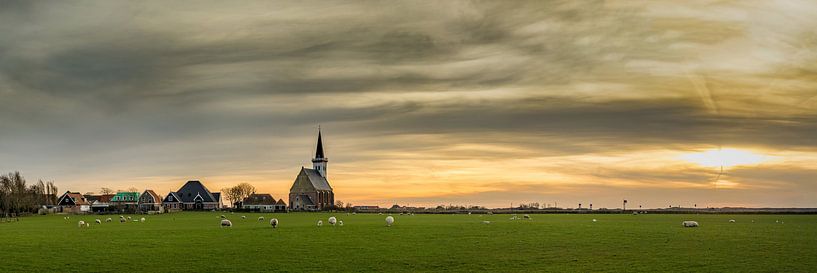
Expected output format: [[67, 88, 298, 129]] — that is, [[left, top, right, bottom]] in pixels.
[[339, 220, 344, 226], [270, 218, 279, 228], [132, 219, 138, 222], [78, 220, 86, 228], [592, 219, 597, 222], [317, 220, 323, 227], [682, 221, 699, 227], [221, 219, 232, 228], [95, 219, 101, 224], [523, 214, 531, 220], [487, 211, 493, 215], [120, 217, 126, 223], [729, 219, 736, 223], [468, 212, 472, 215], [385, 216, 394, 227], [328, 216, 337, 226], [127, 216, 132, 220], [482, 220, 491, 224], [352, 212, 356, 215], [140, 217, 146, 222], [258, 216, 265, 222], [242, 216, 246, 219], [106, 218, 112, 223]]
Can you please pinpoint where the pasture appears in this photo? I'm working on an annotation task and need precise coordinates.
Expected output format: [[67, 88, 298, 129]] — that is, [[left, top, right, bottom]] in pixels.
[[1, 212, 815, 272]]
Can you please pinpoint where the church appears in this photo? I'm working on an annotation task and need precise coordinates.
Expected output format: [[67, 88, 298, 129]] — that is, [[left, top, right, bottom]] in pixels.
[[289, 130, 335, 211]]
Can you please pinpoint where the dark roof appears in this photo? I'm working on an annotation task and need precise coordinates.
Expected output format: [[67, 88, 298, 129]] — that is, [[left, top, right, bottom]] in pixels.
[[59, 192, 90, 206], [276, 199, 286, 205], [243, 194, 276, 205], [163, 192, 182, 203], [176, 181, 218, 203], [303, 168, 332, 190], [84, 194, 114, 203], [315, 130, 325, 159], [212, 192, 221, 203]]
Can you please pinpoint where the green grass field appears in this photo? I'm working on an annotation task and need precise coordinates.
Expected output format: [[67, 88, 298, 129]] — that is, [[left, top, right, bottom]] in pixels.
[[1, 212, 815, 272]]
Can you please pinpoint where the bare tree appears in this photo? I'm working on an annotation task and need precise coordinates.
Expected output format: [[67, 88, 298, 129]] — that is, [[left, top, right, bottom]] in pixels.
[[127, 187, 139, 193], [100, 187, 114, 195]]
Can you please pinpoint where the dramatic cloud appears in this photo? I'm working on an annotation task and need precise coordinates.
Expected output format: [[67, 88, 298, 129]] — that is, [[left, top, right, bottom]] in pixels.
[[1, 0, 816, 207]]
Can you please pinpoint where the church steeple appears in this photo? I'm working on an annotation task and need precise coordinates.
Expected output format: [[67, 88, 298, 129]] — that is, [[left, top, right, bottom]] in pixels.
[[312, 127, 328, 178]]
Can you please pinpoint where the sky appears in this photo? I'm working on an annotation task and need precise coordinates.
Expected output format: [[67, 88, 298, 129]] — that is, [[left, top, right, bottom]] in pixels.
[[1, 0, 816, 208]]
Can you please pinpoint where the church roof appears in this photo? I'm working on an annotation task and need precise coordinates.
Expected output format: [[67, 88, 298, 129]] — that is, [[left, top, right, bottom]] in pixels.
[[243, 194, 276, 205], [303, 168, 333, 191], [176, 180, 218, 203], [315, 130, 325, 159]]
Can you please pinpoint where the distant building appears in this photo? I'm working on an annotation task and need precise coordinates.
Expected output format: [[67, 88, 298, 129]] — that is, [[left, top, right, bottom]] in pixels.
[[111, 192, 140, 212], [85, 194, 115, 213], [353, 206, 379, 210], [162, 180, 222, 211], [138, 190, 164, 213], [289, 130, 335, 211], [57, 191, 90, 213], [241, 194, 287, 212]]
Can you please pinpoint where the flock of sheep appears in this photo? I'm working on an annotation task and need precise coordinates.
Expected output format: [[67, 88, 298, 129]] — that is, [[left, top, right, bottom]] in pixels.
[[218, 214, 394, 228], [71, 215, 146, 228], [68, 213, 779, 229]]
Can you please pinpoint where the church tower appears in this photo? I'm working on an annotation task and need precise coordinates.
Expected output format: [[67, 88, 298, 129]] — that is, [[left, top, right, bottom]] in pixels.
[[312, 129, 328, 178]]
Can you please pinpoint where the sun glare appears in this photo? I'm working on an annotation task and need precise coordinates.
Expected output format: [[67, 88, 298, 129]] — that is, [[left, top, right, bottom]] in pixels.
[[679, 148, 768, 168]]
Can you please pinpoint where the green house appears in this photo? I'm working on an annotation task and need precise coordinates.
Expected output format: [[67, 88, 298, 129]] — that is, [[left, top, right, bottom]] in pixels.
[[111, 192, 140, 203]]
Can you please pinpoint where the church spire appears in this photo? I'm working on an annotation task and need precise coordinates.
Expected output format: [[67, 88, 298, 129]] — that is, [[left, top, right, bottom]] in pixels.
[[315, 128, 325, 159], [312, 127, 328, 178]]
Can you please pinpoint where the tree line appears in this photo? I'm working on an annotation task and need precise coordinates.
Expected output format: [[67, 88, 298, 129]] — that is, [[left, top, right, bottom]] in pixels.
[[0, 172, 59, 217]]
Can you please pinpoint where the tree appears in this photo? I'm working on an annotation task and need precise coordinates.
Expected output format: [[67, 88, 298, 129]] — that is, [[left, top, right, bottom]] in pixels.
[[100, 187, 114, 195], [127, 187, 139, 193], [233, 183, 256, 202], [335, 200, 344, 210], [221, 187, 241, 208]]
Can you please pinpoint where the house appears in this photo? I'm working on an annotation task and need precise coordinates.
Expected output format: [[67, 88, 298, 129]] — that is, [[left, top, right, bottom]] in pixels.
[[275, 199, 287, 211], [289, 130, 334, 211], [57, 191, 91, 213], [163, 180, 222, 211], [241, 193, 279, 212], [138, 190, 164, 213], [111, 192, 140, 213], [84, 194, 115, 213]]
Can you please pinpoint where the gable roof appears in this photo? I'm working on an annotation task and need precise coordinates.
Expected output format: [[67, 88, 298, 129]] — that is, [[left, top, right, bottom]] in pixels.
[[58, 192, 90, 206], [212, 192, 221, 203], [176, 180, 217, 203], [303, 168, 332, 191], [163, 192, 182, 203], [140, 190, 162, 204], [84, 194, 114, 203], [243, 194, 276, 205], [276, 199, 287, 206]]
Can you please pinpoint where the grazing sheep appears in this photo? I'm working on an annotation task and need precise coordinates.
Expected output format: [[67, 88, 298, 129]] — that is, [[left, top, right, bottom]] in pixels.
[[270, 218, 279, 228], [592, 219, 597, 222], [682, 221, 699, 227], [385, 216, 395, 227], [258, 216, 265, 222], [242, 216, 246, 219], [487, 211, 493, 215], [468, 212, 472, 215], [352, 212, 356, 215], [729, 219, 736, 223], [632, 212, 638, 215], [120, 217, 126, 223], [127, 216, 132, 220], [317, 220, 323, 227], [523, 214, 531, 220], [510, 215, 518, 220], [140, 217, 146, 222], [106, 218, 112, 223], [378, 212, 383, 215], [221, 219, 232, 228], [328, 216, 337, 226], [482, 221, 491, 224], [339, 220, 344, 226], [95, 219, 101, 224], [78, 220, 86, 228], [132, 219, 138, 222]]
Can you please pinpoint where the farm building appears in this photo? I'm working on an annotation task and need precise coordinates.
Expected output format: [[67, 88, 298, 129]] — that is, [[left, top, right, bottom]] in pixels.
[[138, 190, 164, 213], [111, 192, 140, 213], [84, 194, 114, 213], [162, 180, 222, 211], [289, 130, 334, 211], [57, 191, 91, 213], [240, 194, 287, 212]]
